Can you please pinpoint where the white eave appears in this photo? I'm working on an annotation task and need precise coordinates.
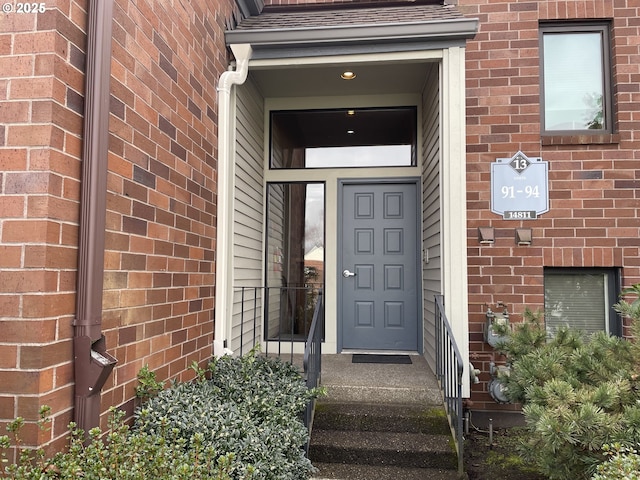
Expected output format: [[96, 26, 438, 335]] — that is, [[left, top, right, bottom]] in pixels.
[[226, 4, 478, 57]]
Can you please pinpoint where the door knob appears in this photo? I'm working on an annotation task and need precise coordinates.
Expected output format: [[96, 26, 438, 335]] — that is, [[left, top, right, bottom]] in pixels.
[[342, 269, 357, 278]]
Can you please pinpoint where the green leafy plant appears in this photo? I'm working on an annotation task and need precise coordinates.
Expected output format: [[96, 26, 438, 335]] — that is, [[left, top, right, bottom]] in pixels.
[[2, 351, 319, 479], [1, 407, 237, 479], [136, 350, 321, 480], [135, 364, 165, 401], [493, 290, 640, 480], [592, 444, 640, 480]]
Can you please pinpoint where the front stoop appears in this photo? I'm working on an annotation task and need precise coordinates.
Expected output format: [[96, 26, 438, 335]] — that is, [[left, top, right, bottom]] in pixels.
[[308, 355, 463, 480], [309, 402, 460, 480]]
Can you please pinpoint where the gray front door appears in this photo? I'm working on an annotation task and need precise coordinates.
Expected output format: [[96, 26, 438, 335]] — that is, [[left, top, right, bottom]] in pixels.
[[340, 181, 420, 351]]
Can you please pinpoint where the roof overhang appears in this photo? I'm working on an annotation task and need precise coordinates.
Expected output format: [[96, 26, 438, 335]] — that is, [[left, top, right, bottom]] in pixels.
[[226, 4, 478, 59]]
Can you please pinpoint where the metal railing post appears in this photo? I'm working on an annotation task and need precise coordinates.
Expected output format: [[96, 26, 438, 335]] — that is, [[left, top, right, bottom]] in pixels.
[[434, 294, 465, 476]]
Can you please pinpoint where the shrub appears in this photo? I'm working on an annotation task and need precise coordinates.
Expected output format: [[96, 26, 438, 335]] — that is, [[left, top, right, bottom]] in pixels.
[[1, 351, 319, 479], [136, 351, 319, 480], [1, 407, 236, 480], [592, 444, 640, 480], [495, 296, 640, 480]]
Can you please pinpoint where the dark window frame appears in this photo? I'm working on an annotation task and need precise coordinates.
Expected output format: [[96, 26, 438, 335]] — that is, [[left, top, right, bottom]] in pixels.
[[543, 267, 622, 337], [539, 22, 614, 136]]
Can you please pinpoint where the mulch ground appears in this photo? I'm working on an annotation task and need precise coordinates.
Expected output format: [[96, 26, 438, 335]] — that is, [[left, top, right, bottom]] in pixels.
[[464, 426, 547, 480]]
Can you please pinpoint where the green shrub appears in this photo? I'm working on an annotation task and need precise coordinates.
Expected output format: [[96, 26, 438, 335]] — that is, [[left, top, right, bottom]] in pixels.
[[136, 351, 319, 480], [1, 407, 236, 479], [592, 444, 640, 480], [495, 295, 640, 480], [2, 351, 319, 479]]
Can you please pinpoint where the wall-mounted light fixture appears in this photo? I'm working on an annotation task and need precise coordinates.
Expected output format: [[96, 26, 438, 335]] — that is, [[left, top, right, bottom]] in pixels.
[[478, 227, 495, 244], [515, 228, 532, 246]]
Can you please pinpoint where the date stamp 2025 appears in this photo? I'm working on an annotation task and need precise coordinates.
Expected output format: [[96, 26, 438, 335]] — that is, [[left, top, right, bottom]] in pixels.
[[2, 2, 46, 14]]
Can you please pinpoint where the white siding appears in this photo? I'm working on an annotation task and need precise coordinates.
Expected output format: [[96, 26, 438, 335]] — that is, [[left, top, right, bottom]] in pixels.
[[231, 77, 265, 355], [421, 63, 442, 370]]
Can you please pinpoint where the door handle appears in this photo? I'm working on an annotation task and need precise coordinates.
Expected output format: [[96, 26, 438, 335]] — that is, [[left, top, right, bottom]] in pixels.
[[342, 269, 357, 278]]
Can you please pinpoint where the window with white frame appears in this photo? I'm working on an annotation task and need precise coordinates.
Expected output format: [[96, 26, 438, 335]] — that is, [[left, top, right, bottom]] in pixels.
[[540, 23, 613, 134], [544, 268, 621, 337]]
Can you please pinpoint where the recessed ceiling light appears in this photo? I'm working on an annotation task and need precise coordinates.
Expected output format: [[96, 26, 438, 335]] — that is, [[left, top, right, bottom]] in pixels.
[[347, 130, 355, 134], [346, 110, 356, 116], [341, 71, 356, 80]]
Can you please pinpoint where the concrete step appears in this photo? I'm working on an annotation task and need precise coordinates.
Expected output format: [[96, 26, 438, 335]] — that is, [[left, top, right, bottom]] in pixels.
[[309, 430, 457, 470], [308, 355, 460, 480], [312, 462, 463, 480], [313, 402, 451, 435], [318, 354, 443, 406]]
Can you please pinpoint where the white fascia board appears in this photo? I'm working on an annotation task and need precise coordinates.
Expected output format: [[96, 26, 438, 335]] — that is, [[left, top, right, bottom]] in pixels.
[[226, 17, 479, 48]]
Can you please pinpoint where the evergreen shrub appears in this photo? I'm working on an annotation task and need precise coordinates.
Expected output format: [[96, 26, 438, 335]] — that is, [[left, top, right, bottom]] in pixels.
[[495, 286, 640, 480], [1, 350, 320, 480], [136, 351, 319, 480]]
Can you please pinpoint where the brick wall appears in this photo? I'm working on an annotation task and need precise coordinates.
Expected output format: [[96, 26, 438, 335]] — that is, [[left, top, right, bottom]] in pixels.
[[0, 0, 87, 452], [98, 0, 237, 425], [0, 0, 237, 451], [459, 0, 640, 410]]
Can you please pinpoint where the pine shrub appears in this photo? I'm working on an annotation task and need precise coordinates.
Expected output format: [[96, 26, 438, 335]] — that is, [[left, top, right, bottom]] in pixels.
[[495, 291, 640, 480]]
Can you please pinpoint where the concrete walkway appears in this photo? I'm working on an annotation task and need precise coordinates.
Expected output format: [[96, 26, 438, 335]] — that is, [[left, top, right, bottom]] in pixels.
[[309, 353, 463, 480], [318, 353, 443, 405]]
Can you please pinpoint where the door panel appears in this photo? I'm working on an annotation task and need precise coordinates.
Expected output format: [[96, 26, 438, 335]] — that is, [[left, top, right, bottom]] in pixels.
[[340, 182, 419, 351]]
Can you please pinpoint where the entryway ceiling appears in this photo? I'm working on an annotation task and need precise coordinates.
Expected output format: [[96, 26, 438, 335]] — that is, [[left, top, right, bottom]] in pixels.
[[249, 61, 433, 98]]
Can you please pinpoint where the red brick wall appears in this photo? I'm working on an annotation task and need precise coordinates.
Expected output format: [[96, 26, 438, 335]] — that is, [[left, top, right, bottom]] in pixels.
[[99, 0, 234, 425], [0, 0, 237, 450], [459, 0, 640, 410], [0, 0, 87, 452]]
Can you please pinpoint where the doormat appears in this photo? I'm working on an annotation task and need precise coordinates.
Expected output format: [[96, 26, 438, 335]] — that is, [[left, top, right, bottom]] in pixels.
[[352, 354, 412, 364]]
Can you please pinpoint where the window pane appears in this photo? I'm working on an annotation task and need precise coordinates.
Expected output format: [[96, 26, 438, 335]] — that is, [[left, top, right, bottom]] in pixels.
[[266, 183, 324, 341], [544, 272, 608, 335], [270, 108, 416, 168], [543, 32, 605, 131]]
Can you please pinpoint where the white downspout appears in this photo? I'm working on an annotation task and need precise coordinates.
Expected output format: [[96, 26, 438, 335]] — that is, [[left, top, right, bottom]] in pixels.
[[214, 43, 253, 357]]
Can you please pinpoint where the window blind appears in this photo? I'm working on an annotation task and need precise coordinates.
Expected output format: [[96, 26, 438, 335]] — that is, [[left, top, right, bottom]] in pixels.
[[544, 273, 608, 335]]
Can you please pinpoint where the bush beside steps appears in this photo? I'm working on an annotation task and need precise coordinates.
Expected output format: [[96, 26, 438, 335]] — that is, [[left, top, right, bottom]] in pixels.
[[1, 350, 322, 479]]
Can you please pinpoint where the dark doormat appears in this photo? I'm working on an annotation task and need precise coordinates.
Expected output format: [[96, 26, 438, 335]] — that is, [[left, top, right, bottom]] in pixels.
[[352, 354, 412, 364]]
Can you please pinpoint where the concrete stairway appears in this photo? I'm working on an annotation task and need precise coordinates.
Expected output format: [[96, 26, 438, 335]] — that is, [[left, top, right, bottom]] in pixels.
[[309, 354, 462, 480]]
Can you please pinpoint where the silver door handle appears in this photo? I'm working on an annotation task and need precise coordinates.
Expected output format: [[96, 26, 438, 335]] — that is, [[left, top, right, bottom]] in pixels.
[[342, 269, 357, 278]]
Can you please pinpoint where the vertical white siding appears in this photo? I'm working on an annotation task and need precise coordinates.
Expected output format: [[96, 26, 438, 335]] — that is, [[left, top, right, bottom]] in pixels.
[[421, 63, 442, 370], [231, 77, 265, 354]]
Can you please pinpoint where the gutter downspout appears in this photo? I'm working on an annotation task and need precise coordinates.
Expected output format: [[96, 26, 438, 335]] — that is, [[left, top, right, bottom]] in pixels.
[[214, 44, 253, 356], [73, 0, 117, 436]]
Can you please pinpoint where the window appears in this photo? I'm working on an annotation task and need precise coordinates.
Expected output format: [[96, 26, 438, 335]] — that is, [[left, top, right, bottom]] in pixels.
[[265, 182, 324, 341], [270, 107, 417, 169], [544, 268, 621, 337], [540, 23, 612, 134]]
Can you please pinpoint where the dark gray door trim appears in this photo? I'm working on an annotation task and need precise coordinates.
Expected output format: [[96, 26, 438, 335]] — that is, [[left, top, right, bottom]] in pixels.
[[337, 177, 423, 353]]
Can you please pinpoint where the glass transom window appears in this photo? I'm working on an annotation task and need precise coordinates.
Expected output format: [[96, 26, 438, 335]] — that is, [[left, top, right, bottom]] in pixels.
[[270, 107, 417, 169]]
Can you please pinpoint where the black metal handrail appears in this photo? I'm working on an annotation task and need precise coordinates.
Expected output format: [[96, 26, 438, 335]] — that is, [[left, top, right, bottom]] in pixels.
[[302, 290, 323, 438], [434, 294, 464, 475], [234, 285, 319, 360], [232, 286, 323, 453]]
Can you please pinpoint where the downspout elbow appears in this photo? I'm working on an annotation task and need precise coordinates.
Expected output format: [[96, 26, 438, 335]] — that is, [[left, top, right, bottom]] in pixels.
[[217, 44, 252, 94]]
